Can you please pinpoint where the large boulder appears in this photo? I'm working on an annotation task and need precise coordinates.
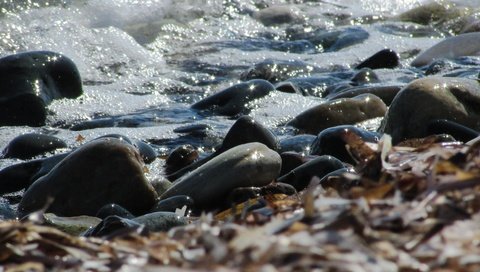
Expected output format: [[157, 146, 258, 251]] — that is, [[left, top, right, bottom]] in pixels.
[[379, 76, 480, 143], [0, 51, 83, 126], [18, 138, 158, 218]]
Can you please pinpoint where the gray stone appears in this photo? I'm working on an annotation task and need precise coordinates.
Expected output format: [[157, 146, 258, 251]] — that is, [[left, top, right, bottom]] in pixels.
[[160, 142, 282, 209]]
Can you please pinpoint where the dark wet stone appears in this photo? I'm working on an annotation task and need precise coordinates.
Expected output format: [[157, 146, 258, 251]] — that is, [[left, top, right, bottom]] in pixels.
[[278, 134, 316, 153], [133, 140, 157, 164], [173, 124, 212, 137], [165, 144, 199, 176], [326, 85, 403, 106], [69, 118, 116, 131], [97, 134, 156, 164], [150, 195, 194, 213], [220, 116, 278, 152], [0, 153, 68, 195], [275, 76, 344, 97], [0, 198, 16, 220], [277, 155, 345, 191], [253, 6, 302, 26], [18, 138, 158, 217], [96, 203, 134, 220], [424, 59, 456, 75], [160, 143, 282, 210], [379, 77, 480, 144], [351, 68, 380, 85], [191, 79, 275, 116], [167, 116, 278, 181], [0, 51, 82, 126], [151, 178, 172, 196], [287, 94, 387, 135], [1, 133, 67, 160], [287, 26, 369, 52], [355, 49, 400, 70], [240, 59, 322, 83], [133, 212, 188, 232], [83, 215, 143, 238], [319, 168, 359, 191], [427, 119, 479, 143], [280, 151, 316, 176], [206, 38, 315, 54], [310, 125, 381, 164], [261, 182, 297, 196], [226, 187, 262, 205]]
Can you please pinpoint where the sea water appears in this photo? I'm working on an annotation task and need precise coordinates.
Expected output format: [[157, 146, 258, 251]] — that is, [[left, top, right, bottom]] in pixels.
[[0, 0, 478, 173]]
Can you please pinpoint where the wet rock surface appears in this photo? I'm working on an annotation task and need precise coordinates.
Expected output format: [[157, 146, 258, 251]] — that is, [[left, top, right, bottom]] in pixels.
[[18, 138, 158, 217]]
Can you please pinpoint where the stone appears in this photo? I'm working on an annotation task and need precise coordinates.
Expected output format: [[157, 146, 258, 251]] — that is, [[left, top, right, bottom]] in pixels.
[[411, 32, 480, 67], [18, 138, 158, 217], [278, 134, 316, 153], [133, 212, 188, 232], [150, 195, 194, 213], [355, 49, 400, 70], [160, 142, 282, 210], [427, 119, 479, 143], [253, 6, 302, 26], [96, 203, 134, 220], [326, 85, 403, 106], [0, 51, 82, 126], [277, 155, 345, 191], [167, 116, 278, 181], [287, 94, 387, 135], [1, 133, 67, 160], [379, 76, 480, 143], [165, 144, 199, 176], [191, 79, 275, 116], [0, 153, 68, 195], [310, 125, 381, 164], [240, 59, 322, 83], [351, 68, 380, 85]]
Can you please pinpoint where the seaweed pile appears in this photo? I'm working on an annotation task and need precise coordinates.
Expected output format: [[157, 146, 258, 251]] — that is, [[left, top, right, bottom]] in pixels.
[[2, 132, 480, 271]]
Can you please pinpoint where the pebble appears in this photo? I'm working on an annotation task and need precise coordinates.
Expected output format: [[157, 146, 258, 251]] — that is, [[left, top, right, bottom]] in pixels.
[[277, 155, 345, 191], [167, 116, 278, 181], [96, 203, 135, 220], [1, 133, 67, 160], [18, 138, 158, 217], [191, 79, 275, 116], [379, 76, 480, 143], [0, 51, 82, 126], [310, 125, 381, 164], [355, 49, 400, 70], [150, 195, 194, 213], [287, 94, 387, 135], [160, 142, 282, 210], [411, 32, 480, 67]]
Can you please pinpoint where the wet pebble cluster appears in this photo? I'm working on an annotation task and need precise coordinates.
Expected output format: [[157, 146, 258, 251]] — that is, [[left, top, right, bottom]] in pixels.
[[0, 2, 480, 238]]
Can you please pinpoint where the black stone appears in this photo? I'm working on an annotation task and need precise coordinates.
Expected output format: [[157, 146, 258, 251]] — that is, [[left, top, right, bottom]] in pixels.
[[191, 79, 274, 116], [355, 49, 400, 70], [277, 155, 345, 191], [96, 203, 135, 220], [427, 119, 479, 142], [165, 145, 199, 176], [1, 133, 67, 160], [310, 125, 381, 164], [0, 51, 82, 126], [150, 195, 194, 213]]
